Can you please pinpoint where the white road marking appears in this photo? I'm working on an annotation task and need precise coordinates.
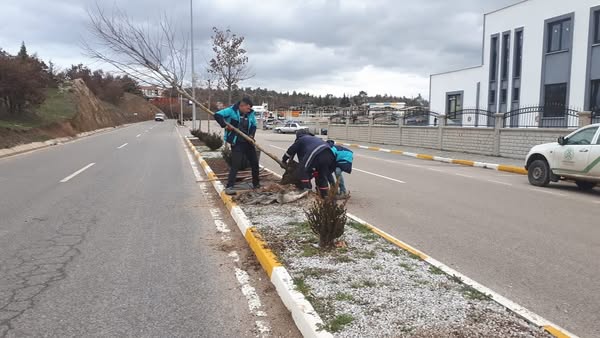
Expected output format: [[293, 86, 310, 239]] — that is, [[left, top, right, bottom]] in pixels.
[[454, 173, 475, 179], [485, 180, 513, 186], [136, 134, 142, 138], [117, 143, 128, 149], [270, 145, 286, 151], [530, 188, 568, 197], [354, 168, 406, 184], [60, 163, 95, 183]]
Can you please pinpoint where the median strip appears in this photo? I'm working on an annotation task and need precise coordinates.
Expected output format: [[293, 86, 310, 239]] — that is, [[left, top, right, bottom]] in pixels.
[[185, 135, 575, 338], [338, 142, 528, 176]]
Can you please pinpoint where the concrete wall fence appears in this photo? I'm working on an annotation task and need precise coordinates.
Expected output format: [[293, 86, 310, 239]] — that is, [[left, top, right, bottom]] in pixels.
[[327, 112, 594, 159]]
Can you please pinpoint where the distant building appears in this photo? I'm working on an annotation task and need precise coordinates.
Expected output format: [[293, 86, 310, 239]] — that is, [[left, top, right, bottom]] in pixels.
[[429, 0, 600, 127], [366, 102, 406, 111], [140, 86, 162, 99]]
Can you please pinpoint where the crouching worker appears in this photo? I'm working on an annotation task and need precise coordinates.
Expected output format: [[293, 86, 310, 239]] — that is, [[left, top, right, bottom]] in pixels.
[[214, 97, 260, 195], [282, 130, 336, 198], [326, 140, 353, 197]]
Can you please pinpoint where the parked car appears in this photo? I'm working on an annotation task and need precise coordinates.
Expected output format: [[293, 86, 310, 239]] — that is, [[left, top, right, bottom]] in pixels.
[[274, 123, 309, 134], [154, 113, 166, 121], [525, 123, 600, 190]]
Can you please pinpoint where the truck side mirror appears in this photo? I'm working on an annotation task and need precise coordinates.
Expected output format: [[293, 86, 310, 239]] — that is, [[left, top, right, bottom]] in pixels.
[[558, 136, 566, 146]]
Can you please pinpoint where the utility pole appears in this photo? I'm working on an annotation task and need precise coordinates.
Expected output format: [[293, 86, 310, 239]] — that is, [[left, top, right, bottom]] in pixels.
[[207, 79, 212, 133], [190, 0, 197, 130], [180, 94, 183, 126]]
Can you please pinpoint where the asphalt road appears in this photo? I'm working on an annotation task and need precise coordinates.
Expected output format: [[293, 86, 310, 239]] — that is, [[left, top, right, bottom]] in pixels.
[[0, 121, 299, 337], [255, 130, 600, 338]]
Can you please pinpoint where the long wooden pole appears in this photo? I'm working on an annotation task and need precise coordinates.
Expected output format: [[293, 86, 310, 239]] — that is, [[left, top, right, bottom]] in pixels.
[[175, 86, 285, 167]]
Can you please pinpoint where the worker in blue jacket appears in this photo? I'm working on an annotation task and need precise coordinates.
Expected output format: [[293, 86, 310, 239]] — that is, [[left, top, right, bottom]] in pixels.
[[326, 140, 353, 197], [282, 129, 336, 198], [214, 97, 260, 195]]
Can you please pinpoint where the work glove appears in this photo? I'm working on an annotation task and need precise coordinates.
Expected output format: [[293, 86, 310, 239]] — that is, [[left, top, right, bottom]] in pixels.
[[225, 125, 234, 131], [280, 160, 288, 169]]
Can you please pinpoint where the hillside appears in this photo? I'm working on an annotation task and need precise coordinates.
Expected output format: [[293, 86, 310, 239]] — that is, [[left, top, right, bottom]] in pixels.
[[0, 79, 162, 149]]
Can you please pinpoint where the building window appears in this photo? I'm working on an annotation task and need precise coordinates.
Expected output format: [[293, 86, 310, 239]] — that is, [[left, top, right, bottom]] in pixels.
[[490, 36, 499, 81], [446, 93, 462, 118], [513, 30, 523, 78], [544, 83, 567, 117], [595, 11, 600, 44], [547, 19, 571, 53], [489, 89, 496, 104], [501, 33, 510, 80], [512, 87, 520, 102], [590, 80, 600, 111], [501, 89, 508, 104]]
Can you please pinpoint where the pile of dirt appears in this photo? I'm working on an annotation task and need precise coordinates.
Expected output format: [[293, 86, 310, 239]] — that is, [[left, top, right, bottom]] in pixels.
[[0, 79, 163, 148]]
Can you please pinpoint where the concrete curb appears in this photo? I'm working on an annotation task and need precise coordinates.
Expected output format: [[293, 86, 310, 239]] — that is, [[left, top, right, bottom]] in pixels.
[[0, 124, 134, 160], [256, 165, 576, 338], [183, 136, 332, 338], [338, 142, 528, 175]]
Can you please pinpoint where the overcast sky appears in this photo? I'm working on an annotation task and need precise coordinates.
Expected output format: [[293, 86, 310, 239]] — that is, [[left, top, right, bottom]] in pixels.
[[0, 0, 518, 98]]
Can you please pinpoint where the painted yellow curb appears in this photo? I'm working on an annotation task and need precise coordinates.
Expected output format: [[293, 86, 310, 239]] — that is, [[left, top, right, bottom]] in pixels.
[[245, 227, 282, 278], [390, 150, 404, 155], [363, 222, 429, 260], [219, 191, 235, 211], [498, 165, 528, 175], [452, 159, 475, 167], [368, 147, 381, 151], [543, 325, 570, 338], [417, 154, 434, 160]]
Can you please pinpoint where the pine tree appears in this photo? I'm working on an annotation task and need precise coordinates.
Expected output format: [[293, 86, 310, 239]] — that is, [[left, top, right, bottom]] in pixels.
[[17, 41, 28, 60]]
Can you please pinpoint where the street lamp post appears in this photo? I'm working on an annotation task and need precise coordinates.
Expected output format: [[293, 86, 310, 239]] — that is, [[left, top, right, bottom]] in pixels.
[[190, 0, 197, 130]]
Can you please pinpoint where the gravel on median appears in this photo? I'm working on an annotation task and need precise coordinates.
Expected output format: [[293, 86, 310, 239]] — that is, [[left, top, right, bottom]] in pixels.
[[241, 198, 551, 338]]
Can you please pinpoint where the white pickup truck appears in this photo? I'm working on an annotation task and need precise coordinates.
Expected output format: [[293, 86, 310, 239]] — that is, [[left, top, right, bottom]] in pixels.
[[525, 123, 600, 190], [273, 123, 309, 134]]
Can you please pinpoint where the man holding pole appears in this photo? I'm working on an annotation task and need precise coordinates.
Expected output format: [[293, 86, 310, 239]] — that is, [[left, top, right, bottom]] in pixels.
[[214, 97, 260, 195]]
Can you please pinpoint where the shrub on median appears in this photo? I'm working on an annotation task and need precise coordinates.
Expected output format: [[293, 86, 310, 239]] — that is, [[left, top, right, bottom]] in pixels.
[[204, 132, 224, 150]]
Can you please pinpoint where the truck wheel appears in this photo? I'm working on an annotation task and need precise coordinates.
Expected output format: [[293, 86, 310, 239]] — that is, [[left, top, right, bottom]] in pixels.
[[528, 159, 550, 187], [575, 181, 596, 191]]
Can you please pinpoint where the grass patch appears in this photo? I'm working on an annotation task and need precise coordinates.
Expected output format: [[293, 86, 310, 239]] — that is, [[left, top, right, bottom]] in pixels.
[[293, 277, 310, 296], [301, 244, 320, 257], [358, 250, 376, 259], [302, 267, 335, 278], [325, 314, 354, 333], [333, 255, 354, 263], [383, 248, 401, 256], [351, 280, 376, 289], [399, 263, 414, 271], [334, 292, 355, 302], [373, 264, 384, 270], [449, 274, 463, 284], [461, 285, 491, 301], [0, 88, 77, 130], [429, 266, 444, 275], [407, 252, 422, 260]]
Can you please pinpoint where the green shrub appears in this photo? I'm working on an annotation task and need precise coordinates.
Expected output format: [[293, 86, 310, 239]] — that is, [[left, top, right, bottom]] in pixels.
[[305, 184, 348, 249], [204, 132, 224, 150]]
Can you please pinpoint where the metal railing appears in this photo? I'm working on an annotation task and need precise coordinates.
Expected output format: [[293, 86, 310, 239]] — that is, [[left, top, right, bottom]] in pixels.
[[402, 108, 440, 127], [503, 105, 580, 128], [446, 109, 494, 127]]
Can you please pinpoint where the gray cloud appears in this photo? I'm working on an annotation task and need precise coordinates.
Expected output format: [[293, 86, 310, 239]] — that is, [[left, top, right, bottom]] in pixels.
[[0, 0, 518, 96]]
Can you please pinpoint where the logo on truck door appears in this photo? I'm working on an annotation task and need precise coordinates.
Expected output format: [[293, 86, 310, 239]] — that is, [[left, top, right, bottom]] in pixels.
[[564, 147, 575, 162]]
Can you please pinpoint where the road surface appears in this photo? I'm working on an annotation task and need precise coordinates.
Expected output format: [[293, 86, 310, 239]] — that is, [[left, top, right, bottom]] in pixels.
[[255, 130, 600, 338], [0, 121, 299, 337]]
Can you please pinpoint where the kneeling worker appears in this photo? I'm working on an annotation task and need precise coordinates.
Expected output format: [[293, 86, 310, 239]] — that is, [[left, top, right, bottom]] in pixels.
[[282, 130, 336, 198], [214, 97, 260, 195]]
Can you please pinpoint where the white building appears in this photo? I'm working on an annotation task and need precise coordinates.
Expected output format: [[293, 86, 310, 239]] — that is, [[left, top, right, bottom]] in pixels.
[[139, 86, 162, 99], [429, 0, 600, 127]]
